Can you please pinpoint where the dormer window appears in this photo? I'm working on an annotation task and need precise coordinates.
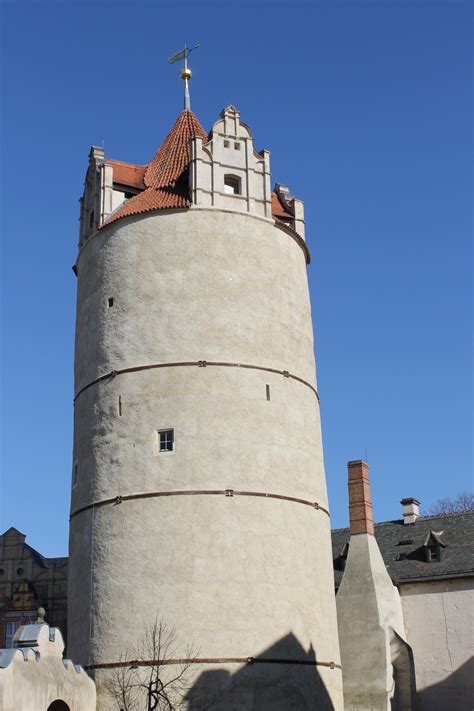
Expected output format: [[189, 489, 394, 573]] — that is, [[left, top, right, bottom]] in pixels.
[[426, 543, 440, 562], [224, 175, 241, 195], [424, 530, 446, 562]]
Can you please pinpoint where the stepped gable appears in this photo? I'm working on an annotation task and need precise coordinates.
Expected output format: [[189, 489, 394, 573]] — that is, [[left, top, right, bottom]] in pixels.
[[104, 110, 208, 226]]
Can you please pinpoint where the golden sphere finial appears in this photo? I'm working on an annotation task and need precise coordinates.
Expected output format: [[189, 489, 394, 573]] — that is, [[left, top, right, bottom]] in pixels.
[[180, 67, 192, 81]]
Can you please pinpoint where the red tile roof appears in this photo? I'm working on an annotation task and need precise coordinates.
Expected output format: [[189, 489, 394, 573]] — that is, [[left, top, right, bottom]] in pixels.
[[108, 159, 146, 190], [144, 110, 207, 188], [104, 110, 207, 226], [271, 191, 294, 221]]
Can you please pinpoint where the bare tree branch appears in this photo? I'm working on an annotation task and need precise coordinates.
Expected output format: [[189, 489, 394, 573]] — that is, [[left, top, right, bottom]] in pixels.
[[426, 491, 474, 515], [105, 616, 205, 711]]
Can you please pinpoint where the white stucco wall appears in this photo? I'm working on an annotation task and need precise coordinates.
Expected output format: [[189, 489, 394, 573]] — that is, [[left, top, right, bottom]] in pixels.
[[68, 208, 343, 710], [400, 577, 474, 711], [189, 106, 273, 221], [336, 534, 413, 711], [0, 623, 96, 711]]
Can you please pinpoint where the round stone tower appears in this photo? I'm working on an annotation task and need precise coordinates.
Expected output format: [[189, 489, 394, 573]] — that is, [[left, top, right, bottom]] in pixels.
[[68, 104, 343, 709]]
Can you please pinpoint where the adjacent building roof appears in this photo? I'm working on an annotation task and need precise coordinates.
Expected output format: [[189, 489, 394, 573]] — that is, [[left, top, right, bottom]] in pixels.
[[332, 510, 474, 587], [271, 191, 294, 223], [107, 159, 146, 190], [0, 528, 67, 570]]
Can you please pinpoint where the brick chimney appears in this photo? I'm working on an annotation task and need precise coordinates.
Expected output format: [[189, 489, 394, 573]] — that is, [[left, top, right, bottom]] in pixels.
[[348, 460, 374, 535]]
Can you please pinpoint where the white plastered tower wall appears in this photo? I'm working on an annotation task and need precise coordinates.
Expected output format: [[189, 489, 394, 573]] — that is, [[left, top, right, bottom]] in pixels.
[[68, 107, 343, 710]]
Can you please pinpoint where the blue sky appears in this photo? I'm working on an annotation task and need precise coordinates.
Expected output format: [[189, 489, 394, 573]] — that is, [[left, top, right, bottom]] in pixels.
[[1, 0, 472, 557]]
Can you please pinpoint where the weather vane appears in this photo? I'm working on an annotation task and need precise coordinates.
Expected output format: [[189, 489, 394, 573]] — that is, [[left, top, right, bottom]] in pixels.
[[168, 44, 200, 111]]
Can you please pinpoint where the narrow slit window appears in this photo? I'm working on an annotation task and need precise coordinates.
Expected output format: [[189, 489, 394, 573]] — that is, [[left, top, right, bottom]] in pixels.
[[108, 297, 114, 308], [266, 384, 271, 401], [158, 429, 174, 453], [73, 463, 78, 486], [118, 396, 122, 416], [224, 175, 241, 195]]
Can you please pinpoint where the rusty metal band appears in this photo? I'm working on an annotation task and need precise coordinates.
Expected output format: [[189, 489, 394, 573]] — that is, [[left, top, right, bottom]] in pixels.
[[85, 656, 341, 671], [70, 489, 330, 520], [74, 360, 319, 403]]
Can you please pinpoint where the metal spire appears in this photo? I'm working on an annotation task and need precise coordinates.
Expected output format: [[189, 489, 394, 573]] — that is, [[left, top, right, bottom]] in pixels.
[[168, 44, 200, 111]]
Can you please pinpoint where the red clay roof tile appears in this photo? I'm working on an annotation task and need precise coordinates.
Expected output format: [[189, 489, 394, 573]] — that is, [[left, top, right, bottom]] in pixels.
[[108, 159, 146, 190], [104, 110, 207, 227], [144, 110, 207, 188], [271, 191, 293, 220]]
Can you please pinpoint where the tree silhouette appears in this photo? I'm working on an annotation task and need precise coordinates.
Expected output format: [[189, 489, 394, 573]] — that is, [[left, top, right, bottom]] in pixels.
[[427, 491, 473, 515], [104, 617, 201, 711]]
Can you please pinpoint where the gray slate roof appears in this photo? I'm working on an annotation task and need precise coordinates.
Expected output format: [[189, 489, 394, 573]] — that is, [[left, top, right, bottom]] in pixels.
[[331, 510, 474, 588]]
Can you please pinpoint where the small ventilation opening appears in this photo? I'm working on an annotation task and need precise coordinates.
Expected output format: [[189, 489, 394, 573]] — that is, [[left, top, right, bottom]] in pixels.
[[108, 297, 114, 308], [266, 384, 271, 401]]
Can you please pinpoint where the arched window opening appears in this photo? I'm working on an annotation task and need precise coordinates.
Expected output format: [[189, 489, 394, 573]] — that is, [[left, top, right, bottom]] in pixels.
[[48, 701, 70, 711], [224, 175, 241, 195]]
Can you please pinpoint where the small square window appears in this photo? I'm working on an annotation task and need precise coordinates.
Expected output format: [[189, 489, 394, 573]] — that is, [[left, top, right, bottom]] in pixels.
[[234, 142, 240, 150], [224, 140, 230, 148], [158, 429, 174, 452]]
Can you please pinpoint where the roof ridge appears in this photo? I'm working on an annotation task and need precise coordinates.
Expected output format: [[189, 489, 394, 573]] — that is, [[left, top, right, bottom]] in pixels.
[[107, 158, 147, 169], [416, 510, 474, 521], [144, 109, 207, 190], [103, 110, 207, 228], [331, 509, 474, 533]]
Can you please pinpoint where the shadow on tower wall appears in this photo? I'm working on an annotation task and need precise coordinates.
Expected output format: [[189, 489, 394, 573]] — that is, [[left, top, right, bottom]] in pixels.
[[185, 632, 335, 711]]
